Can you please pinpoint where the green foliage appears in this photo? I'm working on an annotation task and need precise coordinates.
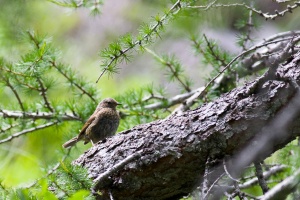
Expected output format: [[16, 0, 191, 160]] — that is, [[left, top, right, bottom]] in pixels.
[[96, 0, 184, 83], [1, 0, 300, 199], [146, 48, 193, 92], [191, 35, 232, 71], [0, 31, 100, 192], [117, 85, 169, 130], [190, 34, 237, 99], [47, 0, 103, 15], [0, 164, 93, 200], [48, 163, 93, 199], [0, 31, 99, 137]]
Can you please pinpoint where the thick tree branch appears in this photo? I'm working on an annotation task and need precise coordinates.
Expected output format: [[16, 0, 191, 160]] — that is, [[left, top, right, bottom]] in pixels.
[[74, 51, 300, 199]]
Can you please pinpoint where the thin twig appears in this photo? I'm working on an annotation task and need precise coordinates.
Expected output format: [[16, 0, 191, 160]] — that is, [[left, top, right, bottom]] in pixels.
[[241, 165, 286, 189], [50, 60, 97, 103], [0, 122, 21, 134], [261, 167, 300, 200], [93, 150, 142, 188], [0, 109, 81, 121], [213, 165, 286, 192], [254, 161, 269, 194], [0, 75, 25, 112], [203, 172, 225, 200], [172, 36, 300, 114], [145, 48, 191, 92], [201, 157, 211, 198], [243, 1, 254, 50], [143, 34, 300, 114], [223, 159, 240, 183], [203, 34, 228, 67], [144, 87, 204, 110], [109, 190, 115, 200], [96, 0, 183, 83], [37, 78, 54, 112], [0, 121, 58, 144], [188, 1, 300, 20]]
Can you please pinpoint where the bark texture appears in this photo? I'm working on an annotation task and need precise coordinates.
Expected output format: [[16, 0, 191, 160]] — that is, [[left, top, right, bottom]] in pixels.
[[74, 52, 300, 199]]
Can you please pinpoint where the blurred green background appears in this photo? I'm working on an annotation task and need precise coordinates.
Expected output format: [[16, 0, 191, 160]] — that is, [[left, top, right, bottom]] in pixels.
[[1, 0, 300, 191], [0, 0, 169, 187]]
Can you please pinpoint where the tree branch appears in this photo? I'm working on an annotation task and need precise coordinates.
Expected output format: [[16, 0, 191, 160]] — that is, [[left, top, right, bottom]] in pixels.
[[261, 167, 300, 200], [0, 75, 25, 112], [0, 109, 81, 121], [49, 60, 97, 103], [188, 2, 300, 20], [172, 36, 300, 114], [254, 161, 269, 194], [141, 32, 300, 112], [73, 51, 300, 199], [0, 121, 58, 144], [96, 0, 184, 83], [213, 165, 287, 192]]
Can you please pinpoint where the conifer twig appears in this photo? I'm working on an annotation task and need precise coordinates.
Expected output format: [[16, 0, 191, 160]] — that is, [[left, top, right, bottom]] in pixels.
[[0, 109, 81, 121], [37, 78, 54, 112], [0, 121, 58, 144], [0, 122, 21, 134], [96, 0, 184, 83], [0, 75, 25, 112], [203, 34, 228, 67], [144, 87, 204, 110], [143, 34, 300, 113], [172, 36, 300, 114], [145, 48, 191, 92], [50, 60, 97, 103]]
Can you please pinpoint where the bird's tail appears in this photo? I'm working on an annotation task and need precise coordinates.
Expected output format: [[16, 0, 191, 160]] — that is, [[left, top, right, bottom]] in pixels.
[[62, 136, 78, 148]]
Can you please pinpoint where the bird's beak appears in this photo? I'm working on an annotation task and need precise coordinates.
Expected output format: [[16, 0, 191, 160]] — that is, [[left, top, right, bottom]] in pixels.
[[116, 102, 122, 106]]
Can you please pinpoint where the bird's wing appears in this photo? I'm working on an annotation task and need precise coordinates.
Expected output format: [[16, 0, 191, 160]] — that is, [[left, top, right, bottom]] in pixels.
[[77, 115, 96, 140]]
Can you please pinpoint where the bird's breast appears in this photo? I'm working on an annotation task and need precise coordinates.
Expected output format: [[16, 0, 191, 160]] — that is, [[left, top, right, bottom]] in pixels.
[[87, 108, 120, 137]]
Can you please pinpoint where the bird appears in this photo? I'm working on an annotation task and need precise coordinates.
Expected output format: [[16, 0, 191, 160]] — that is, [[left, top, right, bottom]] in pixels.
[[62, 98, 121, 148]]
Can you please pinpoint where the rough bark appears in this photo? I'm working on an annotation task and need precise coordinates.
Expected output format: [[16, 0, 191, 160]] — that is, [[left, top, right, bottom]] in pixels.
[[74, 52, 300, 199]]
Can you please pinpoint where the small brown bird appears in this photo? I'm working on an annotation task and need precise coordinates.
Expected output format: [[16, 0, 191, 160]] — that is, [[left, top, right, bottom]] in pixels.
[[62, 98, 121, 148]]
